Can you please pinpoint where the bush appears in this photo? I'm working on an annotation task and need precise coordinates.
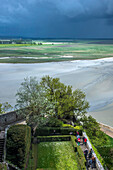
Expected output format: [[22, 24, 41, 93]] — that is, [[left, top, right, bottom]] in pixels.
[[46, 117, 63, 127], [62, 124, 83, 135], [36, 135, 71, 143], [34, 127, 77, 136], [6, 125, 31, 169]]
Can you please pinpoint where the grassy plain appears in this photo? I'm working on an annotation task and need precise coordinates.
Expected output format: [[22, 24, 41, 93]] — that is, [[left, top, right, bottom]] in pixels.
[[0, 40, 113, 63]]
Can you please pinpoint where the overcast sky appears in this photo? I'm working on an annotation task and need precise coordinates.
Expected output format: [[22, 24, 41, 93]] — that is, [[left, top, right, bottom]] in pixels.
[[0, 0, 113, 38]]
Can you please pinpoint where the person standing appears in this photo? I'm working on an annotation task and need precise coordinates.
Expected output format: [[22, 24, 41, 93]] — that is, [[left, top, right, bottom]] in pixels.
[[84, 137, 87, 146], [77, 137, 81, 146], [83, 136, 85, 145], [77, 134, 80, 139], [84, 148, 88, 160], [92, 155, 96, 168], [88, 148, 93, 159]]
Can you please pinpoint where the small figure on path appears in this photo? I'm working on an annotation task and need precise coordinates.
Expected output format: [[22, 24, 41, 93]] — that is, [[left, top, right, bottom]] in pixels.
[[77, 137, 81, 146], [84, 137, 87, 146], [83, 136, 85, 145], [76, 131, 79, 135], [77, 134, 80, 139], [84, 148, 88, 160], [88, 148, 93, 159], [88, 158, 92, 168], [91, 155, 96, 168]]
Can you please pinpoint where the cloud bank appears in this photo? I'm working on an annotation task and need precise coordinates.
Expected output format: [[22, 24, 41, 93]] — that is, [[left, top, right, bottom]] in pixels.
[[0, 0, 113, 38]]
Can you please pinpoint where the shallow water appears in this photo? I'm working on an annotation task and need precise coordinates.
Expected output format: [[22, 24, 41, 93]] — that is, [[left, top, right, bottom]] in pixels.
[[0, 58, 113, 126]]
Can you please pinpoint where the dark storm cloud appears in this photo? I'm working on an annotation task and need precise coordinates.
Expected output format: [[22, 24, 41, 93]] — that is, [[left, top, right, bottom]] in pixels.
[[0, 0, 113, 38]]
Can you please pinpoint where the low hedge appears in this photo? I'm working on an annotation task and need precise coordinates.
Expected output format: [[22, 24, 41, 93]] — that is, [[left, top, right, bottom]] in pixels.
[[70, 136, 77, 152], [76, 146, 86, 169], [34, 126, 82, 136], [6, 125, 31, 169], [62, 124, 83, 135], [35, 135, 71, 143], [70, 136, 86, 169]]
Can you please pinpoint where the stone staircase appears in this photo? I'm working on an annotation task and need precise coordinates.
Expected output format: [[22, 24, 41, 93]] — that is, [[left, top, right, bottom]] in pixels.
[[0, 131, 5, 162]]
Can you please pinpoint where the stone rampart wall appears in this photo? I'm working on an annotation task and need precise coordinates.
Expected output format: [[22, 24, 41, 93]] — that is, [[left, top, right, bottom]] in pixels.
[[0, 111, 23, 130]]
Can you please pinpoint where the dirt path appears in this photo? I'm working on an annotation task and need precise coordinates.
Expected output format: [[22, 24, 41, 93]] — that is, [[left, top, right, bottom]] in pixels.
[[99, 123, 113, 138]]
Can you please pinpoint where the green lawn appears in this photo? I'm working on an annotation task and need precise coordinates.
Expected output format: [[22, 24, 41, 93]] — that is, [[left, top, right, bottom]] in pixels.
[[27, 141, 78, 170], [0, 40, 113, 63]]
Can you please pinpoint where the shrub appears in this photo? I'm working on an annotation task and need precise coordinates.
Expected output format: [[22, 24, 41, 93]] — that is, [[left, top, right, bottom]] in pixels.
[[62, 124, 83, 135], [6, 125, 31, 169], [34, 127, 77, 136], [46, 117, 63, 127], [36, 135, 71, 143], [70, 136, 86, 169]]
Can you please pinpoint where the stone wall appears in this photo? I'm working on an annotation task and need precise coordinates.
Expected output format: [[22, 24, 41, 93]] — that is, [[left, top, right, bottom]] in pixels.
[[0, 111, 23, 130]]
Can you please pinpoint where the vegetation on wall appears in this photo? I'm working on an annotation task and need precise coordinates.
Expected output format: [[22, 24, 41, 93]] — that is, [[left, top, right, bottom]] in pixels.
[[82, 115, 113, 169], [96, 135, 113, 169]]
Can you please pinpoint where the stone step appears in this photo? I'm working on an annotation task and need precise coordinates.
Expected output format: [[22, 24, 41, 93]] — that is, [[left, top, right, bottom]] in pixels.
[[0, 138, 5, 162]]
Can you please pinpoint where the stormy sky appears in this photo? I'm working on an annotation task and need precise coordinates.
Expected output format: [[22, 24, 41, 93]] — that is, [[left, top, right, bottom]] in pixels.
[[0, 0, 113, 38]]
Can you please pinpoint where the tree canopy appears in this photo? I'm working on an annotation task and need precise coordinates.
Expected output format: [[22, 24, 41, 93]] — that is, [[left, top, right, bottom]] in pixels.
[[41, 76, 89, 120], [15, 76, 89, 130], [16, 77, 55, 130], [0, 102, 13, 114]]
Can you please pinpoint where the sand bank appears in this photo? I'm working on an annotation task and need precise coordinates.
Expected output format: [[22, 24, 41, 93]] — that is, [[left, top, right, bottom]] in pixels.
[[0, 58, 113, 126]]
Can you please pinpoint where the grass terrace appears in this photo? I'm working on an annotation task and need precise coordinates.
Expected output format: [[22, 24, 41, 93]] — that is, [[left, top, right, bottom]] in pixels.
[[27, 141, 79, 170]]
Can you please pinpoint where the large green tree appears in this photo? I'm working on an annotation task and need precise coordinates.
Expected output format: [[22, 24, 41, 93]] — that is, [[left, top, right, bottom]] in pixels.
[[15, 77, 55, 131], [16, 76, 89, 130], [41, 76, 89, 121]]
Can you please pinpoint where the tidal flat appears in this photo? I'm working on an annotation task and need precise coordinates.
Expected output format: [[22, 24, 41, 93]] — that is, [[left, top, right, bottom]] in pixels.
[[0, 57, 113, 126]]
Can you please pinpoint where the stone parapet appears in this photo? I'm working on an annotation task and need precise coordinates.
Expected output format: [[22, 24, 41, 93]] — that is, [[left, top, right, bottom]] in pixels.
[[0, 110, 23, 130]]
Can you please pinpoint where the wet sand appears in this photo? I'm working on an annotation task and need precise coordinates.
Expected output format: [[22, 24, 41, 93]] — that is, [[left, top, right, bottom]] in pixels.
[[0, 58, 113, 126]]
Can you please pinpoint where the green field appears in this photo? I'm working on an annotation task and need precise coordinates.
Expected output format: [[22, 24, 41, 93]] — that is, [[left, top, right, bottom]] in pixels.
[[0, 40, 113, 63], [27, 141, 78, 170]]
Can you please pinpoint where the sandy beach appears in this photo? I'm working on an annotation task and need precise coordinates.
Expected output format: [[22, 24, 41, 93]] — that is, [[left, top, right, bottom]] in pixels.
[[0, 58, 113, 126]]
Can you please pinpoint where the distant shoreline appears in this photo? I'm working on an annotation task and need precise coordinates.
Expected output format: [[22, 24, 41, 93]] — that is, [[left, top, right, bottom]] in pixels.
[[0, 56, 113, 64], [99, 123, 113, 138]]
